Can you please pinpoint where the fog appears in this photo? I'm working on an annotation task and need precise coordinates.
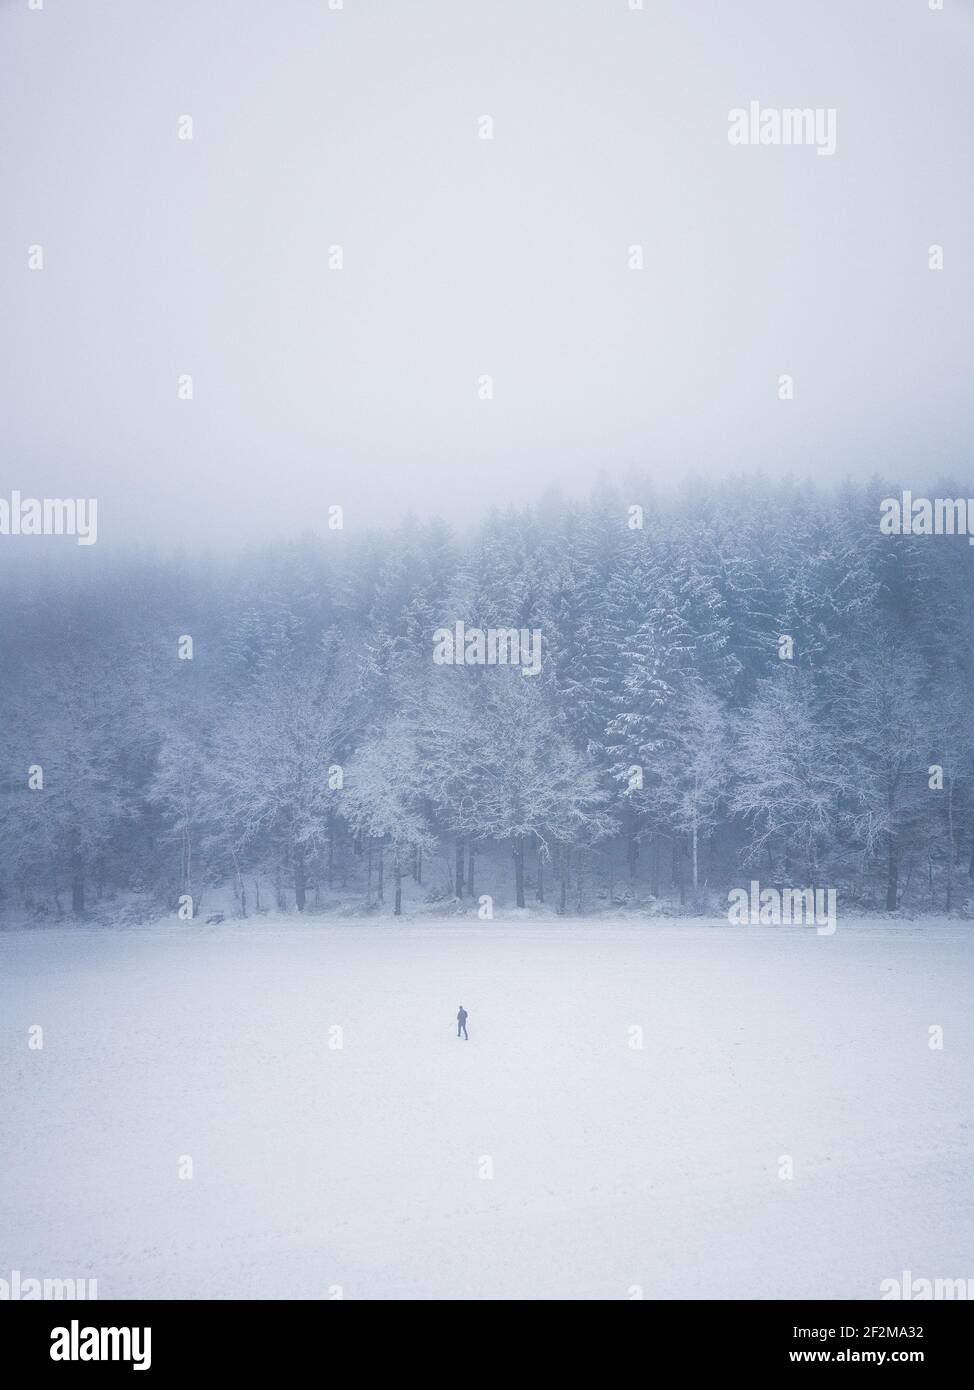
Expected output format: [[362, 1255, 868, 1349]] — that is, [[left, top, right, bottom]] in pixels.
[[2, 0, 972, 550]]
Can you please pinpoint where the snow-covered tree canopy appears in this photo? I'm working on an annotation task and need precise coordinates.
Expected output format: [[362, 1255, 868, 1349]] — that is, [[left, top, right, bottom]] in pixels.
[[1, 476, 971, 918]]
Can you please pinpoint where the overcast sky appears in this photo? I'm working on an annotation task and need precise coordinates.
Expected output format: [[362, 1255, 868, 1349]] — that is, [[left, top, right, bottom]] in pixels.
[[2, 0, 972, 550]]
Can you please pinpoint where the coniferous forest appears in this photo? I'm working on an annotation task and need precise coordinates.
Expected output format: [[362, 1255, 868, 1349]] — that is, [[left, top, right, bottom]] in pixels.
[[3, 473, 973, 925]]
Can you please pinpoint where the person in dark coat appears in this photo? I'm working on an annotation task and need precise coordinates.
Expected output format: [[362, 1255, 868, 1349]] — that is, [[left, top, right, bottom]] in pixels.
[[457, 1005, 468, 1040]]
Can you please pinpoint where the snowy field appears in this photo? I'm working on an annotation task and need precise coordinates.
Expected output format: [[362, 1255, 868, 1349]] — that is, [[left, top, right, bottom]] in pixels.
[[2, 918, 972, 1301]]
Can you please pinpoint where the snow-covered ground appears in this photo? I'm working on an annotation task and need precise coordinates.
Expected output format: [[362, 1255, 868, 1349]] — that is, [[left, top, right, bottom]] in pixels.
[[2, 918, 972, 1300]]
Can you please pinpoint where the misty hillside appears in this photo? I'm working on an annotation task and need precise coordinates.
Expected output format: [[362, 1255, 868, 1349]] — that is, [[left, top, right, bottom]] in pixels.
[[2, 474, 973, 924]]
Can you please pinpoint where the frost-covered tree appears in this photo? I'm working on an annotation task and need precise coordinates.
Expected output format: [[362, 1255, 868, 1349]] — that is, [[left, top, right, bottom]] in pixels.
[[448, 670, 615, 908], [204, 644, 354, 911], [924, 672, 974, 911], [343, 714, 436, 914], [656, 681, 730, 893], [149, 723, 212, 912], [732, 667, 842, 882], [0, 653, 141, 914], [833, 628, 933, 910]]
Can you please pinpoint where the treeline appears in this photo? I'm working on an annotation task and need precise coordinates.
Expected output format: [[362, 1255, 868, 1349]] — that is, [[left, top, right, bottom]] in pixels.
[[2, 474, 974, 921]]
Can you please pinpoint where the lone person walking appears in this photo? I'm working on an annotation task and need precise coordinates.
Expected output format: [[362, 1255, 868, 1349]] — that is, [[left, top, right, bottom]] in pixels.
[[457, 1005, 469, 1040]]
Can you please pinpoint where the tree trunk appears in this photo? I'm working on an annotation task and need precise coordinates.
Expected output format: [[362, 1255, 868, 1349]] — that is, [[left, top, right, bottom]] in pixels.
[[536, 843, 544, 902], [467, 843, 475, 898], [455, 838, 465, 898], [71, 860, 85, 915], [886, 834, 899, 911], [691, 817, 699, 894], [394, 854, 403, 917], [946, 779, 955, 911], [233, 848, 247, 917], [559, 846, 569, 915], [294, 840, 307, 912], [377, 844, 384, 904], [69, 829, 84, 915], [513, 836, 526, 908]]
